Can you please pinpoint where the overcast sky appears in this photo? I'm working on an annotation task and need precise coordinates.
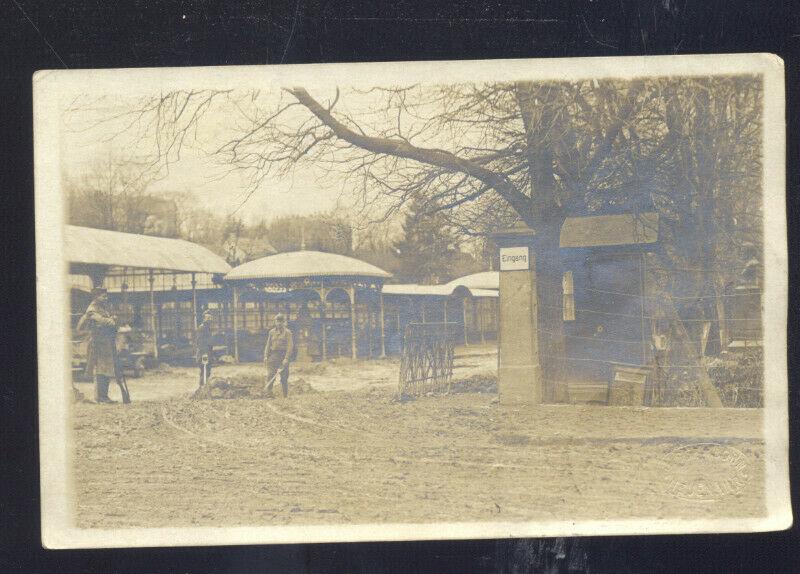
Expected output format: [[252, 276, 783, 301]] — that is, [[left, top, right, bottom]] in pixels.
[[61, 88, 391, 226], [59, 79, 490, 239]]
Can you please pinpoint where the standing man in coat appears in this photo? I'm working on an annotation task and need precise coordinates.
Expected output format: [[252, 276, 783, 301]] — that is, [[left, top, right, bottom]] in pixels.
[[78, 287, 123, 404], [263, 313, 293, 398], [196, 309, 214, 387]]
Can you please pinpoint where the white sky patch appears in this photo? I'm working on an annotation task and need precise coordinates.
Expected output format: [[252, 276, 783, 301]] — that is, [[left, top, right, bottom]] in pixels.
[[63, 129, 330, 224], [60, 88, 417, 226]]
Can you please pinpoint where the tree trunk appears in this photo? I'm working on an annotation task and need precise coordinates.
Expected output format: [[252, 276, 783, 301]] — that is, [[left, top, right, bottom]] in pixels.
[[714, 280, 729, 350], [515, 82, 567, 402], [535, 223, 567, 402]]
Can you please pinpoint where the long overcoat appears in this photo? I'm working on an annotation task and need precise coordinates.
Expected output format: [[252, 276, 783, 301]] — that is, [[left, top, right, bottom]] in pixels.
[[195, 321, 213, 363], [78, 300, 119, 378]]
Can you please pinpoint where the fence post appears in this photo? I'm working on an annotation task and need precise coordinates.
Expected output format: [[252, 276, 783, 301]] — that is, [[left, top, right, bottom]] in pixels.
[[379, 292, 386, 357], [462, 297, 469, 346]]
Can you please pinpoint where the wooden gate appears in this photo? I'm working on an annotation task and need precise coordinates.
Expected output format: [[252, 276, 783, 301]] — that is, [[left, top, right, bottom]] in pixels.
[[399, 322, 456, 397]]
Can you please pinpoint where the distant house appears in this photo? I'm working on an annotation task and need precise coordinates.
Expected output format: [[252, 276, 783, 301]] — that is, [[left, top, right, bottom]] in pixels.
[[222, 233, 278, 267], [723, 245, 762, 349], [141, 196, 180, 237]]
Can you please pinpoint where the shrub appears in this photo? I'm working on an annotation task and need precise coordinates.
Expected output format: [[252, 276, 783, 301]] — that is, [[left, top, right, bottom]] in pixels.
[[707, 348, 764, 408]]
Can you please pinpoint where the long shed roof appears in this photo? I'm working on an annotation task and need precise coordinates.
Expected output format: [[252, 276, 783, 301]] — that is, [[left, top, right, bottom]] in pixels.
[[381, 284, 498, 298], [226, 250, 392, 281], [560, 212, 658, 248], [66, 226, 231, 274], [446, 271, 499, 291]]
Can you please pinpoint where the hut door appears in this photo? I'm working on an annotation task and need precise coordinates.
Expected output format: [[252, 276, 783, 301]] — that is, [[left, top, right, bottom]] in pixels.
[[594, 254, 644, 362]]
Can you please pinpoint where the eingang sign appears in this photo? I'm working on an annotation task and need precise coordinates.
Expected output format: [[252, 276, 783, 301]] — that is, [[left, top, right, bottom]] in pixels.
[[499, 246, 530, 271]]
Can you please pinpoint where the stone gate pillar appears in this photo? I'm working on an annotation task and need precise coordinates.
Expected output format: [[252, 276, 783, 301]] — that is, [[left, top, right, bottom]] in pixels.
[[493, 224, 542, 406]]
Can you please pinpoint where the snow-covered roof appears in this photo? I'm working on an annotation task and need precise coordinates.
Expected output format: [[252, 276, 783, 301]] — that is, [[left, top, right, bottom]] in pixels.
[[66, 225, 231, 274], [382, 283, 498, 298], [225, 250, 392, 281], [464, 288, 499, 298], [445, 271, 499, 291]]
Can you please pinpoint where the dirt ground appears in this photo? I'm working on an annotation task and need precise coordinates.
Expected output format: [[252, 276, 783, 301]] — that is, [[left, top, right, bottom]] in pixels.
[[71, 345, 765, 529], [78, 344, 499, 403]]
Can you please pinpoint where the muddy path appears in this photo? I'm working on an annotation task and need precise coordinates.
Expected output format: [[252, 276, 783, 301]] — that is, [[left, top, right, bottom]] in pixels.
[[77, 344, 499, 403], [72, 387, 764, 529]]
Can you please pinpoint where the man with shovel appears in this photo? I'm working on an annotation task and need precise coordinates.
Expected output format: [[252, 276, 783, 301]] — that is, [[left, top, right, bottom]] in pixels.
[[263, 313, 293, 398], [196, 309, 214, 388]]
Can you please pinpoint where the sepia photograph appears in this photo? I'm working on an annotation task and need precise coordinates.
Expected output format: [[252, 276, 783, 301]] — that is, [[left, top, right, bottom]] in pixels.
[[34, 54, 789, 548]]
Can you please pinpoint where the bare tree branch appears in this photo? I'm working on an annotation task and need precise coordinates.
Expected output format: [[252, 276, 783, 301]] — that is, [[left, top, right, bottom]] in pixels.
[[285, 87, 533, 220]]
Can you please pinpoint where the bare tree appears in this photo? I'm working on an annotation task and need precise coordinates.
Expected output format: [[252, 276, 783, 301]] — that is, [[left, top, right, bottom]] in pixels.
[[203, 81, 651, 392], [71, 76, 763, 401], [266, 212, 353, 255], [66, 154, 155, 233], [652, 76, 763, 375]]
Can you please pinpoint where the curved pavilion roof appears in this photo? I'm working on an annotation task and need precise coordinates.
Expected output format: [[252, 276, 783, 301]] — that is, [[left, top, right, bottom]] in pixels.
[[445, 271, 499, 291], [225, 250, 392, 282], [66, 225, 231, 275]]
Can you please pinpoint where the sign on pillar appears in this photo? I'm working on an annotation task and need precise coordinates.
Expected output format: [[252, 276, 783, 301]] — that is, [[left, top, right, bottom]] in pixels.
[[494, 225, 542, 406], [499, 246, 530, 271]]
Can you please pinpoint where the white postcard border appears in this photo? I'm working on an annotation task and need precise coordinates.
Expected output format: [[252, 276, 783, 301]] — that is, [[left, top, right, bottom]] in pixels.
[[34, 53, 790, 549]]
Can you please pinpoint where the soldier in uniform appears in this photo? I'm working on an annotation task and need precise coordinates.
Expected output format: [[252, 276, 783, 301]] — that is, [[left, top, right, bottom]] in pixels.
[[263, 313, 293, 398], [78, 288, 123, 404], [195, 309, 214, 387]]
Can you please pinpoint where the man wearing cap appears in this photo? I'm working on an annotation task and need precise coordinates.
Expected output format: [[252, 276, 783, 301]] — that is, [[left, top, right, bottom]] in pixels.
[[77, 288, 123, 404], [195, 309, 215, 387], [263, 313, 293, 398]]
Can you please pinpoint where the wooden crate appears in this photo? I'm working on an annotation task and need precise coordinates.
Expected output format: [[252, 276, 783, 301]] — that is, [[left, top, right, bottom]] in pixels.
[[608, 365, 650, 406]]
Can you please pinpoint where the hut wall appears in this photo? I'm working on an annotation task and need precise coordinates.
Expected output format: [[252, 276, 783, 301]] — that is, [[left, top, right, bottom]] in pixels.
[[562, 250, 652, 381]]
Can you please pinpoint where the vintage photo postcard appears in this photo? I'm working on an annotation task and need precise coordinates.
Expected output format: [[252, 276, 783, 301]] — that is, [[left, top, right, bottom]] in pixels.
[[34, 54, 789, 548]]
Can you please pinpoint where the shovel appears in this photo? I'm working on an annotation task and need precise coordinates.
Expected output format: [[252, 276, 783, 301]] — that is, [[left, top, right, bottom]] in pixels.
[[201, 354, 209, 387], [117, 372, 132, 404], [264, 367, 284, 396]]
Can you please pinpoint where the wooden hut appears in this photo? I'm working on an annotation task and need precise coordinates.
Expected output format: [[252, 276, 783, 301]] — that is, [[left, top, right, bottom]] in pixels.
[[721, 246, 762, 350], [558, 212, 659, 385]]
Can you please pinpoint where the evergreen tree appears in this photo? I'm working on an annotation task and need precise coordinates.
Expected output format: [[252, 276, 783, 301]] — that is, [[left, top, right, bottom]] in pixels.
[[393, 197, 460, 284]]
